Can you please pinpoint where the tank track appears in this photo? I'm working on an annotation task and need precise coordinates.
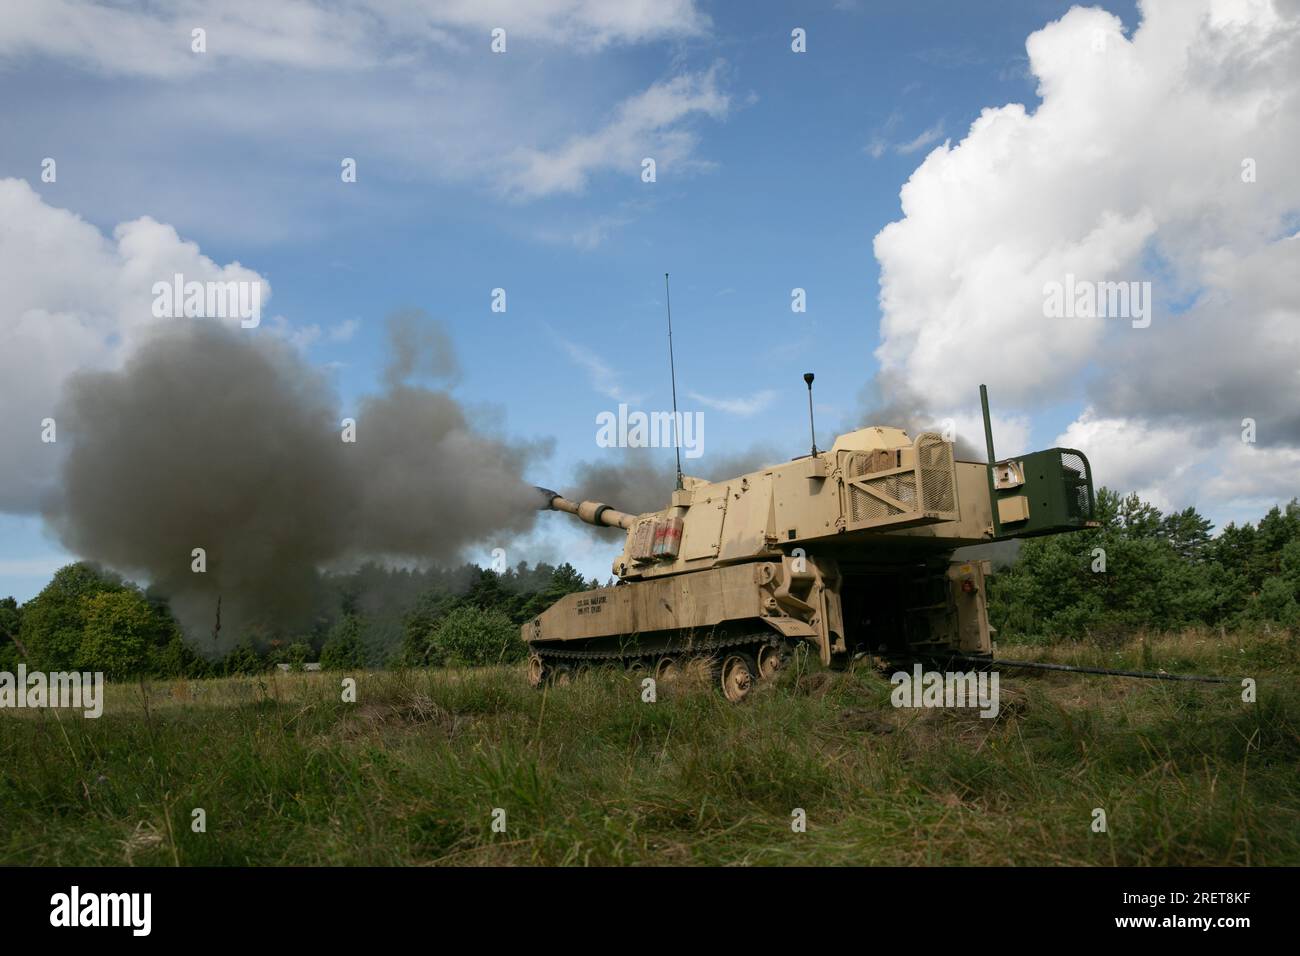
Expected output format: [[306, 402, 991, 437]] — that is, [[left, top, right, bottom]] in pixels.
[[532, 631, 775, 663]]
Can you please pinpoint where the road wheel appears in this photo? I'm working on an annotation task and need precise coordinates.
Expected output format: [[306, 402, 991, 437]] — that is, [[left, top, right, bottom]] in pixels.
[[549, 663, 574, 687], [718, 651, 757, 703], [756, 644, 783, 681], [655, 657, 681, 683], [527, 654, 546, 688]]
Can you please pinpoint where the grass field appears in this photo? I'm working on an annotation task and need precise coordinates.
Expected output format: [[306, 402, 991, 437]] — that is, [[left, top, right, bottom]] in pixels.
[[1, 628, 1297, 866]]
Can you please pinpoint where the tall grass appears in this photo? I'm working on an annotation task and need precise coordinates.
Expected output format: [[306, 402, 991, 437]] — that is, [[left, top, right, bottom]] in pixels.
[[0, 629, 1295, 865]]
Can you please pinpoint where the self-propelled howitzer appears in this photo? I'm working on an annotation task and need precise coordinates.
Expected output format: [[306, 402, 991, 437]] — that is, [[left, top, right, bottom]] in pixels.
[[523, 386, 1095, 700]]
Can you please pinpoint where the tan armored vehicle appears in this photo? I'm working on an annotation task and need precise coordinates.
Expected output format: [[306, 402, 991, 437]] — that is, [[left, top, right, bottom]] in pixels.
[[524, 385, 1095, 701]]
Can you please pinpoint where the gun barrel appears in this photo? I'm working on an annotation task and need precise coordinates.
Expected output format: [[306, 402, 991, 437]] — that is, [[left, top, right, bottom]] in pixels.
[[534, 487, 638, 531]]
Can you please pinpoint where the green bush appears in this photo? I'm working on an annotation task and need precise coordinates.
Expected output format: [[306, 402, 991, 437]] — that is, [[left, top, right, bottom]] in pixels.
[[77, 589, 161, 678], [1246, 576, 1300, 628], [286, 641, 311, 670], [0, 597, 21, 671], [425, 605, 524, 667], [223, 641, 267, 676], [150, 633, 208, 678], [320, 616, 366, 670], [18, 563, 124, 670]]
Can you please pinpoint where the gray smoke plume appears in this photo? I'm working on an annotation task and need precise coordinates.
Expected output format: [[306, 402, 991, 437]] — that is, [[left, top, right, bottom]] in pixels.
[[852, 371, 986, 461], [384, 308, 461, 388], [45, 315, 542, 649]]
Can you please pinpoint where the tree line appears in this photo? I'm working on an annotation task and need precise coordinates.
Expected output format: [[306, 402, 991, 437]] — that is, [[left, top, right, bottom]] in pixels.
[[990, 489, 1300, 641], [0, 560, 596, 679], [1, 489, 1296, 677]]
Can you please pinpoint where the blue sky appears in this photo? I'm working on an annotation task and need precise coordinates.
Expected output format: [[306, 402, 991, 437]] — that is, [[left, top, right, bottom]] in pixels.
[[3, 0, 1298, 602]]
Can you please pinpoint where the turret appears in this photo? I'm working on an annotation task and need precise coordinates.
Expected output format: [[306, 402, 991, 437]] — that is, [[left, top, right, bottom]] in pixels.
[[533, 386, 1095, 584]]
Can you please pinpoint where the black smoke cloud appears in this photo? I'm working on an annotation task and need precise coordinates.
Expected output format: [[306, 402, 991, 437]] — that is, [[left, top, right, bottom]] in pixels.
[[45, 315, 543, 649]]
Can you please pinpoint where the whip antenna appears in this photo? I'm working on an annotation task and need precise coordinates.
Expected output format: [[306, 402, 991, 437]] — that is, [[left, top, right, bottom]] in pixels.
[[804, 372, 818, 457], [665, 273, 684, 490]]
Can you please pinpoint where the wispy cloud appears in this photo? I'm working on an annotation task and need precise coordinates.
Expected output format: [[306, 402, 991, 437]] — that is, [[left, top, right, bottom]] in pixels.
[[499, 64, 731, 200], [688, 389, 778, 416], [0, 1, 727, 252], [895, 121, 945, 154], [867, 115, 945, 158], [532, 207, 644, 250], [0, 0, 711, 77], [264, 316, 358, 350], [266, 315, 321, 351], [559, 339, 644, 403], [328, 318, 360, 343]]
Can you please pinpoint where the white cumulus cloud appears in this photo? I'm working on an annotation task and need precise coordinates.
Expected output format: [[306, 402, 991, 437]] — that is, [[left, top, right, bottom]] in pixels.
[[871, 0, 1300, 508]]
